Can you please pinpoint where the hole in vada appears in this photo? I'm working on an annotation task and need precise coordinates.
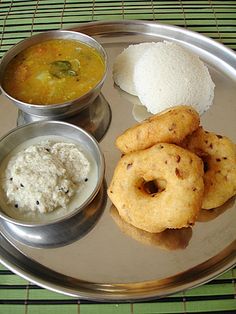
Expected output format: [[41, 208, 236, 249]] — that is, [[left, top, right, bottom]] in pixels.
[[143, 180, 158, 194], [141, 179, 167, 196]]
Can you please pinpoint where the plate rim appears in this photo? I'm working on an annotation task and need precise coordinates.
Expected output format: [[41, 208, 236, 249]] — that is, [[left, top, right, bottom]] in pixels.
[[0, 19, 235, 302]]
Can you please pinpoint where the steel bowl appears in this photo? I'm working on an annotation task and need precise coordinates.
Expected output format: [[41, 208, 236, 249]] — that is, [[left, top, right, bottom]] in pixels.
[[0, 121, 105, 247], [0, 30, 107, 118]]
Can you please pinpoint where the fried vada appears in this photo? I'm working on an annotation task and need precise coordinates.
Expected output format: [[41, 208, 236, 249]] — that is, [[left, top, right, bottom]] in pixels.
[[183, 127, 236, 209], [108, 143, 204, 233], [116, 105, 200, 154]]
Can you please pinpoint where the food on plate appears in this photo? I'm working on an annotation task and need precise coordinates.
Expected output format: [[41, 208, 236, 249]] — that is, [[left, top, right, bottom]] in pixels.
[[133, 41, 215, 115], [108, 143, 204, 233], [113, 41, 214, 115], [116, 105, 200, 154], [108, 104, 235, 236], [113, 42, 154, 95], [2, 39, 105, 105], [110, 206, 192, 250], [182, 127, 236, 209], [1, 138, 91, 214]]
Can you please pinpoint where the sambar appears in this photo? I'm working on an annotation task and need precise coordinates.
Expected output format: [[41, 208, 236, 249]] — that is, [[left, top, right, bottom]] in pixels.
[[2, 39, 105, 105]]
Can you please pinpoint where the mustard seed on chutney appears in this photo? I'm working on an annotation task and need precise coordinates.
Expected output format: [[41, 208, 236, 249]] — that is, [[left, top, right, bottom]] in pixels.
[[2, 39, 105, 105]]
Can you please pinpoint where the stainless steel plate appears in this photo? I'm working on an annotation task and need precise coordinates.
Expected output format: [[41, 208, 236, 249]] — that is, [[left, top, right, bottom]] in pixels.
[[0, 20, 235, 302]]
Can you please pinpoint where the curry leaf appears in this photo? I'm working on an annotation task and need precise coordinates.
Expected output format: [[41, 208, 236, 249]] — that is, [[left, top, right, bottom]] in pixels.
[[49, 60, 78, 78]]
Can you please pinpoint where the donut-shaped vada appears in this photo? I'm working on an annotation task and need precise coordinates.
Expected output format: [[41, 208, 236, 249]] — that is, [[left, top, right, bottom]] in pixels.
[[115, 105, 200, 154], [183, 127, 236, 209], [108, 143, 204, 233]]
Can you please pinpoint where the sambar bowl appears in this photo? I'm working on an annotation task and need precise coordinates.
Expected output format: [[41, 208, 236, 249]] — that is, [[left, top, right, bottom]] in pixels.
[[0, 30, 107, 118], [0, 121, 105, 247]]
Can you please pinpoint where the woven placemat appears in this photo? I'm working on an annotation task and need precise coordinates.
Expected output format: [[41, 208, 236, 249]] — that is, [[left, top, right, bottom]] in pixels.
[[0, 1, 236, 313], [0, 263, 235, 313], [0, 0, 236, 58]]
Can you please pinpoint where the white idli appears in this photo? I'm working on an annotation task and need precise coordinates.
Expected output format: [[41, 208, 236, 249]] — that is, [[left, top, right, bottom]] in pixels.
[[134, 41, 215, 115], [113, 43, 154, 95]]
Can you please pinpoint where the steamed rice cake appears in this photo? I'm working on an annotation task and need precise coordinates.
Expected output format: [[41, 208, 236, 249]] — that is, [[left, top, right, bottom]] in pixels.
[[113, 41, 215, 115], [113, 43, 154, 95], [134, 41, 215, 115]]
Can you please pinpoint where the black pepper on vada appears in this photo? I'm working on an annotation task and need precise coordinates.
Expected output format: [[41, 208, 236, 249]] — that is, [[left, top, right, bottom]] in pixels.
[[108, 143, 204, 233], [115, 105, 200, 154], [182, 127, 236, 209]]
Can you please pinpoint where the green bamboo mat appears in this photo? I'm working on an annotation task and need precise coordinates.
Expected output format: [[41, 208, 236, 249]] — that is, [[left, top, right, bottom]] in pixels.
[[0, 0, 236, 58], [0, 0, 236, 313], [0, 263, 236, 313]]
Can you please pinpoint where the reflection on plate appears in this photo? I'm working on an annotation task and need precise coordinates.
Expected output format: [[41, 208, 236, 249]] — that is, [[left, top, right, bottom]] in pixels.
[[0, 181, 107, 248], [197, 196, 235, 222], [110, 205, 192, 250], [132, 102, 152, 122], [17, 94, 112, 142], [114, 84, 152, 122]]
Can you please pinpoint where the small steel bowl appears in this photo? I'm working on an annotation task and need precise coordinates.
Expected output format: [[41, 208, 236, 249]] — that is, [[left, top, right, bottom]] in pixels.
[[0, 121, 105, 247], [0, 30, 107, 118]]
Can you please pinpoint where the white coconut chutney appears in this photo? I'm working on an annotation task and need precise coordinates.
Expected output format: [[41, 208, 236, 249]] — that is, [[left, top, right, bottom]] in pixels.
[[0, 136, 98, 222]]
